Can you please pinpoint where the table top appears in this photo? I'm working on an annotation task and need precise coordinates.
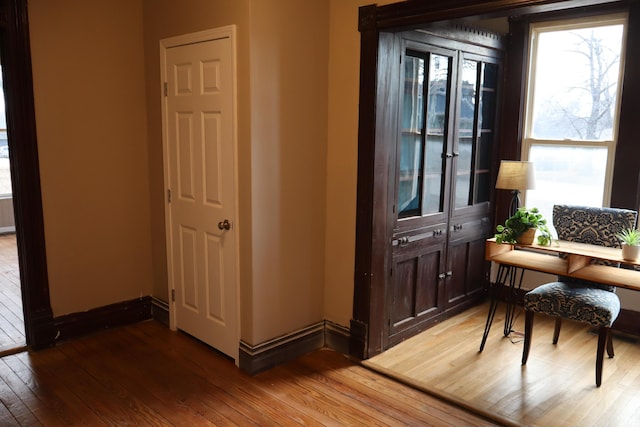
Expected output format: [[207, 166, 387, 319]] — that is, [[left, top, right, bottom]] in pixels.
[[486, 238, 640, 266], [485, 238, 640, 291]]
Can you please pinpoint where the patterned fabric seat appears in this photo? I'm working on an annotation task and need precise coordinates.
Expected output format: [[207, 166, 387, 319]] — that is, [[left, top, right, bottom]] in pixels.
[[521, 205, 637, 387], [524, 281, 620, 327]]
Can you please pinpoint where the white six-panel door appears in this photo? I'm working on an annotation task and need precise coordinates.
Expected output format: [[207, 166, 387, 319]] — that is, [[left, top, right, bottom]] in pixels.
[[161, 27, 238, 362]]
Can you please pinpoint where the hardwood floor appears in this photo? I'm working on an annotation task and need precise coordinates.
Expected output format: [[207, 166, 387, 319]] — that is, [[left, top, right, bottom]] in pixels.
[[0, 233, 25, 352], [0, 320, 500, 426], [365, 302, 640, 427], [0, 232, 495, 425]]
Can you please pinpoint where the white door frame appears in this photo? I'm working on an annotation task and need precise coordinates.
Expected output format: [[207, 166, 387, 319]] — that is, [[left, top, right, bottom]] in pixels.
[[160, 25, 240, 360]]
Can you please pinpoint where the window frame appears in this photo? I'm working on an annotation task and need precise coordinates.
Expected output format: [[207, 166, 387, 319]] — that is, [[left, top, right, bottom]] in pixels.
[[521, 13, 628, 209]]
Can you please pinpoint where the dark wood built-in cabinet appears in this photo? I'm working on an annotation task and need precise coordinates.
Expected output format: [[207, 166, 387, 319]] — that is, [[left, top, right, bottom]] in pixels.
[[387, 28, 503, 346], [352, 0, 640, 360]]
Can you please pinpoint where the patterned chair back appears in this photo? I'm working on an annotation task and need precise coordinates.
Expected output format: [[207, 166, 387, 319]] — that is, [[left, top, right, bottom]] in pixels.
[[553, 204, 638, 289]]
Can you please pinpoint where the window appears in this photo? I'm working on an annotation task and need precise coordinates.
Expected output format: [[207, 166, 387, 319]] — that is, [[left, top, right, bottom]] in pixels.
[[522, 14, 627, 222], [0, 65, 9, 197]]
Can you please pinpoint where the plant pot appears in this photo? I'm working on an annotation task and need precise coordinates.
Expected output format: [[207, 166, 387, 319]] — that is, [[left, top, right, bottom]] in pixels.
[[621, 243, 640, 261], [516, 228, 536, 245]]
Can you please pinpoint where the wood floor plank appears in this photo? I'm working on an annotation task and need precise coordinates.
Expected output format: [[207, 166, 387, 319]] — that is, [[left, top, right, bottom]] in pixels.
[[0, 319, 500, 426], [115, 326, 302, 426], [0, 234, 24, 349], [365, 302, 640, 427], [2, 352, 103, 426], [297, 350, 498, 427], [124, 322, 330, 425]]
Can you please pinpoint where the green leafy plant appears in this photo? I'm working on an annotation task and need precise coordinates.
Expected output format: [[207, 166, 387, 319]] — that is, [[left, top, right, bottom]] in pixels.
[[616, 228, 640, 246], [495, 207, 552, 246]]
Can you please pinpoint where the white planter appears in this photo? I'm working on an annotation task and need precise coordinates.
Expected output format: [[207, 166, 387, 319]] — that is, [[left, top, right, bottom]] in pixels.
[[621, 243, 640, 261]]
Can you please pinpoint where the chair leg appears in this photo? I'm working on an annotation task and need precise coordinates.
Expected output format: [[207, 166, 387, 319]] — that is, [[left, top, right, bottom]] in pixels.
[[522, 310, 534, 365], [606, 330, 615, 358], [596, 327, 609, 387], [552, 317, 562, 344]]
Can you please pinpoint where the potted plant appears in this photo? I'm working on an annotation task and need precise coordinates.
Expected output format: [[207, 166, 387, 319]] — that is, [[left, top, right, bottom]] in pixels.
[[616, 228, 640, 261], [495, 207, 552, 246]]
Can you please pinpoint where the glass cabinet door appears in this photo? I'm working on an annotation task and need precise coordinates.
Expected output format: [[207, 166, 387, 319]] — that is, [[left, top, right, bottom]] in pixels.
[[398, 50, 452, 219], [453, 56, 498, 211]]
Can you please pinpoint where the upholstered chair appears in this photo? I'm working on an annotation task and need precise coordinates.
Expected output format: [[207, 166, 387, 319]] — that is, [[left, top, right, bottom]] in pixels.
[[521, 205, 638, 387]]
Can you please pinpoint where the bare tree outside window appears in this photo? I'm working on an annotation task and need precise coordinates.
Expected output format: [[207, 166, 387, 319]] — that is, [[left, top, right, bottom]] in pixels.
[[531, 25, 623, 141]]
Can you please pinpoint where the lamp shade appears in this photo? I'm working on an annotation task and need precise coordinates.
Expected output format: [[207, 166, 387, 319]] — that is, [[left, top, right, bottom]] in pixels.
[[495, 160, 536, 191]]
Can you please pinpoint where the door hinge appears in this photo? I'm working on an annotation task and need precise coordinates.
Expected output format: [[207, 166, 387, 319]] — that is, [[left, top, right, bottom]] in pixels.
[[164, 82, 168, 97], [171, 289, 176, 302], [167, 189, 172, 203]]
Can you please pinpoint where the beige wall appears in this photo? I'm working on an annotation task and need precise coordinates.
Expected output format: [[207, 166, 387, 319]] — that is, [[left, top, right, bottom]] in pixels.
[[247, 0, 329, 343], [29, 0, 153, 315], [26, 0, 404, 345]]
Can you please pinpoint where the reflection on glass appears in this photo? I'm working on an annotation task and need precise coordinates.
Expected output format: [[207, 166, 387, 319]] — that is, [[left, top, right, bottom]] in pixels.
[[475, 63, 497, 204], [455, 60, 478, 208], [423, 54, 449, 215], [398, 55, 424, 217], [398, 53, 450, 218]]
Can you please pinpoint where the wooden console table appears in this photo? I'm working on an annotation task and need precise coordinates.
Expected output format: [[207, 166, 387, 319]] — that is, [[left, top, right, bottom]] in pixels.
[[479, 238, 640, 351]]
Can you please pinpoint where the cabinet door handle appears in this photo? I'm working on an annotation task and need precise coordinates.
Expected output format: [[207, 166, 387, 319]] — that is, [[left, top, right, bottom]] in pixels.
[[438, 273, 446, 280]]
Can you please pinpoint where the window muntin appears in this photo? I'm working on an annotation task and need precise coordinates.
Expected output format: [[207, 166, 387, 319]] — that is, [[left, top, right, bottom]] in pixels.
[[523, 14, 627, 221]]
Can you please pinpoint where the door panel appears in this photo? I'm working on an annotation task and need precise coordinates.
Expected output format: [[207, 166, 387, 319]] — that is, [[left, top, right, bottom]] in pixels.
[[389, 232, 446, 345], [164, 33, 238, 361]]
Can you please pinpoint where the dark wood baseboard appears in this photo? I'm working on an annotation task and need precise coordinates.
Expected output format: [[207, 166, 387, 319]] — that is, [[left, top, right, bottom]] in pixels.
[[53, 296, 153, 342], [239, 320, 353, 375], [151, 297, 169, 326], [239, 323, 325, 375], [324, 320, 351, 355]]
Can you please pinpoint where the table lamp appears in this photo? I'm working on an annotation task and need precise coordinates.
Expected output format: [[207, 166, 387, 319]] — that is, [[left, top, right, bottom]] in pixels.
[[495, 160, 536, 217]]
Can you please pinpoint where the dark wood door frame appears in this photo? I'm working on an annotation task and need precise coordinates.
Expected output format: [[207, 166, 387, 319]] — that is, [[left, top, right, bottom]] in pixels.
[[351, 0, 640, 359], [0, 0, 55, 349]]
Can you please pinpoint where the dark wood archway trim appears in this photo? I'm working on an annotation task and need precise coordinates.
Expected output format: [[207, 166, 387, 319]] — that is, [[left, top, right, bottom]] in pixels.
[[353, 0, 640, 359], [0, 0, 54, 349]]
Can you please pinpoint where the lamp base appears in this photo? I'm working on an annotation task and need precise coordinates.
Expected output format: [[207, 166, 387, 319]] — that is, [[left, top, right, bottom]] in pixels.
[[509, 190, 521, 217]]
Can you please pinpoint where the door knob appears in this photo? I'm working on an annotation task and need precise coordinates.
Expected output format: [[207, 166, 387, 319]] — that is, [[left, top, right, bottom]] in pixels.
[[217, 219, 231, 231]]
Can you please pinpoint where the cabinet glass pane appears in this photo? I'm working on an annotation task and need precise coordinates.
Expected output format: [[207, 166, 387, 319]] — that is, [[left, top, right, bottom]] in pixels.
[[423, 54, 450, 215], [455, 60, 478, 208], [398, 56, 425, 217], [475, 62, 498, 204]]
